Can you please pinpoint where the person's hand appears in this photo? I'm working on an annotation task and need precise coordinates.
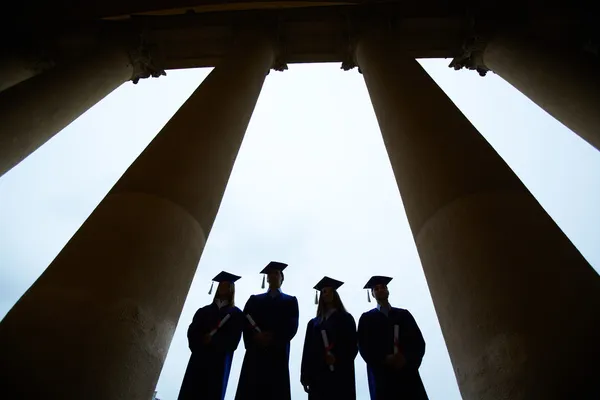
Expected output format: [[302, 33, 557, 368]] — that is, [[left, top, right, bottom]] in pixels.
[[262, 332, 273, 346], [384, 354, 396, 367], [385, 353, 406, 370], [303, 384, 310, 393], [325, 353, 336, 366], [202, 334, 212, 345], [254, 332, 273, 347], [253, 332, 264, 345], [391, 353, 407, 369]]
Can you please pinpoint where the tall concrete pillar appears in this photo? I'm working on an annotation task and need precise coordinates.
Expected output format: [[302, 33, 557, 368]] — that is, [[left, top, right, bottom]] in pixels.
[[356, 30, 600, 400], [451, 33, 600, 152], [0, 33, 274, 400], [0, 41, 164, 177], [0, 51, 54, 93]]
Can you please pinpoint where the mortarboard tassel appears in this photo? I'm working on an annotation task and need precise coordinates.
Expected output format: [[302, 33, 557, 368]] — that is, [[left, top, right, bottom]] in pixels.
[[314, 290, 319, 305], [367, 290, 371, 303], [208, 281, 214, 295], [261, 274, 266, 289]]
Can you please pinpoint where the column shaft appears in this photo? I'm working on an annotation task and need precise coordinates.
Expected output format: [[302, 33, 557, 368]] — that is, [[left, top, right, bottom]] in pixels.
[[0, 52, 53, 93], [0, 33, 274, 400], [356, 31, 600, 400], [0, 44, 132, 177], [483, 34, 600, 151]]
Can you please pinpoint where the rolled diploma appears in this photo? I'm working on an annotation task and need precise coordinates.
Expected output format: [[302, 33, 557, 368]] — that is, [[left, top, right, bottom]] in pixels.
[[246, 314, 262, 333], [209, 314, 231, 337], [321, 330, 334, 372], [393, 324, 399, 354]]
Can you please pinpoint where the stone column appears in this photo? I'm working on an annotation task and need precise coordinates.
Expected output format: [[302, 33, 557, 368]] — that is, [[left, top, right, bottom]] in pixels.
[[0, 33, 274, 400], [356, 30, 600, 400], [0, 41, 164, 177], [0, 51, 54, 93], [450, 33, 600, 151]]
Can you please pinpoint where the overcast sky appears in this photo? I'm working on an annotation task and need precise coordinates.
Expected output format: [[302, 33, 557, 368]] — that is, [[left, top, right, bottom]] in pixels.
[[1, 60, 599, 400]]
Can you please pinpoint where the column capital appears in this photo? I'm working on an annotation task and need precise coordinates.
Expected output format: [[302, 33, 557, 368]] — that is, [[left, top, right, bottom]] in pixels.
[[340, 13, 361, 72], [231, 23, 287, 72], [448, 34, 491, 76], [339, 11, 403, 74], [128, 40, 167, 84], [272, 17, 289, 72]]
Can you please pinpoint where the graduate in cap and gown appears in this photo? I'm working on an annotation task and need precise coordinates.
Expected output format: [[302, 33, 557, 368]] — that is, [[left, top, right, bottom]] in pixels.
[[235, 262, 299, 400], [357, 276, 428, 400], [178, 272, 244, 400], [301, 276, 358, 400]]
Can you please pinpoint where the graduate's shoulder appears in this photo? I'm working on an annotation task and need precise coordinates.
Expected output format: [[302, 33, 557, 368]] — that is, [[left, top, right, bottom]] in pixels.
[[196, 303, 216, 313], [190, 303, 216, 322], [281, 292, 297, 301], [391, 306, 413, 318], [242, 293, 261, 310], [339, 310, 357, 322], [248, 293, 267, 302], [391, 307, 420, 323], [229, 305, 244, 314], [360, 308, 380, 317], [358, 308, 380, 323]]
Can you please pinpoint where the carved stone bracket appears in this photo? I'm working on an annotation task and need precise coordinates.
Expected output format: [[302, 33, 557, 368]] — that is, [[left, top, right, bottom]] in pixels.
[[271, 18, 289, 72], [339, 10, 400, 74], [448, 17, 490, 76], [128, 36, 166, 84], [272, 57, 288, 72], [340, 58, 357, 72], [449, 34, 490, 76], [339, 13, 361, 73]]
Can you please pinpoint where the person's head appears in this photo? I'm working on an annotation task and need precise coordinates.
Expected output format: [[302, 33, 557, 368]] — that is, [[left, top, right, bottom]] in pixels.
[[316, 287, 347, 317], [267, 269, 283, 289], [209, 271, 240, 306], [260, 261, 288, 290], [371, 283, 389, 304], [364, 275, 393, 304], [213, 281, 235, 306]]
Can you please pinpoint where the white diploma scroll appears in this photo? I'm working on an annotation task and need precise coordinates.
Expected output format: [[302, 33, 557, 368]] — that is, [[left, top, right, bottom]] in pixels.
[[208, 314, 231, 337], [393, 324, 400, 354], [246, 314, 262, 333], [321, 330, 334, 372]]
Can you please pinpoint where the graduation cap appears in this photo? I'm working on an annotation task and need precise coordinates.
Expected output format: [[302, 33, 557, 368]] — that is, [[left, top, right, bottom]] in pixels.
[[259, 261, 288, 289], [313, 276, 344, 304], [208, 271, 241, 295], [363, 275, 393, 303]]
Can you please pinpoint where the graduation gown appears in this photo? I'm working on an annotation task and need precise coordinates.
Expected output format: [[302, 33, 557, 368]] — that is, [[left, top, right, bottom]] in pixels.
[[178, 303, 244, 400], [235, 292, 299, 400], [301, 310, 358, 400], [357, 307, 428, 400]]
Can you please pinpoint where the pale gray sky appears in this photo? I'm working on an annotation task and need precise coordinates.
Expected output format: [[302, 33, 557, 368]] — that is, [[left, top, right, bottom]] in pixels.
[[1, 60, 599, 400]]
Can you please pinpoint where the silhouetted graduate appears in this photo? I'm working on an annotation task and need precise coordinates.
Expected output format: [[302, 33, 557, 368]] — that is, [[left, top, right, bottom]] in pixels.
[[178, 272, 244, 400], [357, 276, 428, 400], [235, 262, 299, 400], [301, 276, 358, 400]]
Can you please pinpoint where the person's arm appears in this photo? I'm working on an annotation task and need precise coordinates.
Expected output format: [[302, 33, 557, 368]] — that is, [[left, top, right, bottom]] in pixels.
[[358, 312, 386, 368], [300, 320, 314, 391], [214, 308, 244, 353], [187, 307, 207, 352], [275, 295, 299, 343], [400, 310, 425, 370], [241, 296, 256, 350], [335, 313, 359, 364]]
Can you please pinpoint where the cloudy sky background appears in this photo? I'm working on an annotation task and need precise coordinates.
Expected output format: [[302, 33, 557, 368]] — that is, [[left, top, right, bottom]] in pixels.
[[1, 60, 599, 400]]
